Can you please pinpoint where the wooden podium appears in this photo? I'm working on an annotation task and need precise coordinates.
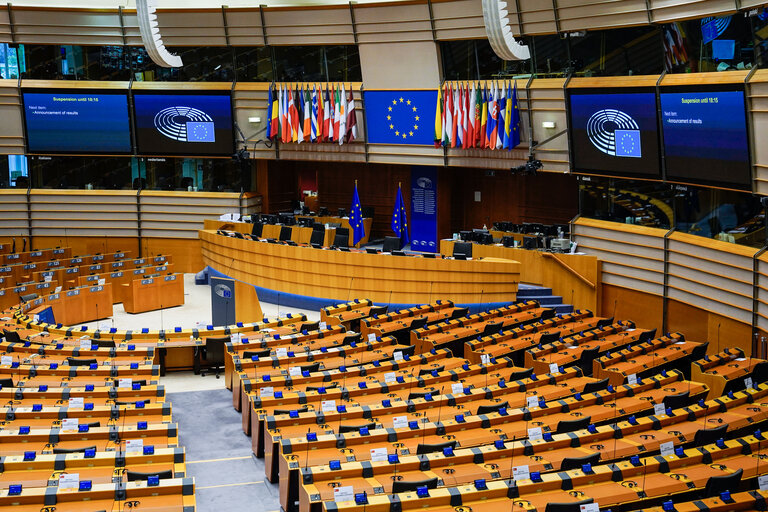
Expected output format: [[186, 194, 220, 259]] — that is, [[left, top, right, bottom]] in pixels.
[[123, 274, 184, 314]]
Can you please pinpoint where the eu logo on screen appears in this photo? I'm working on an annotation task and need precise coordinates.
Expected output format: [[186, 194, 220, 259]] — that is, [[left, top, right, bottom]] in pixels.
[[615, 130, 642, 158], [187, 122, 215, 142]]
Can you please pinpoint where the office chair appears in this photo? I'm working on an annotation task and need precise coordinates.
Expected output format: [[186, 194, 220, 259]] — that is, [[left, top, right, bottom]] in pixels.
[[450, 307, 469, 319], [415, 440, 456, 455], [318, 207, 329, 216], [476, 401, 509, 415], [579, 346, 601, 377], [309, 229, 325, 246], [279, 225, 292, 242], [0, 377, 14, 388], [383, 236, 402, 252], [251, 222, 264, 238], [419, 365, 443, 376], [337, 208, 346, 217], [508, 368, 534, 381], [539, 332, 561, 345], [362, 206, 374, 218], [693, 424, 728, 447], [300, 362, 320, 373], [663, 391, 692, 410], [482, 322, 503, 336], [752, 361, 768, 384], [19, 293, 38, 302], [502, 236, 515, 247], [54, 446, 97, 454], [242, 349, 270, 360], [545, 500, 595, 512], [338, 422, 377, 434], [97, 339, 116, 348], [299, 321, 320, 332], [459, 231, 472, 241], [555, 416, 591, 434], [67, 357, 98, 367], [368, 305, 388, 316], [128, 470, 174, 482], [523, 235, 539, 250], [560, 452, 600, 470], [452, 242, 472, 259], [333, 232, 349, 248], [410, 317, 428, 330], [582, 378, 609, 394], [201, 336, 228, 378], [343, 332, 362, 345], [703, 468, 743, 497], [3, 329, 21, 344], [392, 477, 439, 493]]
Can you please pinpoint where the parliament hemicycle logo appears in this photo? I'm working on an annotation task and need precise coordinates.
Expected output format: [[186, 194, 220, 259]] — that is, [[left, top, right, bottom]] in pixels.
[[154, 106, 216, 143], [586, 109, 642, 158], [214, 283, 232, 299]]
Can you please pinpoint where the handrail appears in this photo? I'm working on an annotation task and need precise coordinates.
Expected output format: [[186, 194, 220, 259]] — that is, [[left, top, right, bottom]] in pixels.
[[541, 252, 595, 289]]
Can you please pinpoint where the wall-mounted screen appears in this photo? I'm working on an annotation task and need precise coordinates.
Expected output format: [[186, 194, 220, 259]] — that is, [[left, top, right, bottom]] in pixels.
[[23, 90, 131, 154], [567, 88, 661, 178], [133, 92, 234, 156], [660, 86, 750, 189]]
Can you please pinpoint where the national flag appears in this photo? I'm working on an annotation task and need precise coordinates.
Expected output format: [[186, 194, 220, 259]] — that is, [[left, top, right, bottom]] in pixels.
[[349, 182, 366, 246], [311, 86, 318, 142], [452, 85, 460, 148], [434, 85, 442, 147], [480, 86, 488, 149], [316, 84, 324, 141], [467, 83, 476, 149], [266, 85, 274, 140], [487, 84, 497, 149], [280, 86, 289, 143], [510, 81, 521, 150], [322, 86, 331, 142], [303, 86, 311, 142], [443, 84, 453, 147], [346, 89, 358, 143], [296, 87, 305, 144], [473, 85, 482, 147], [333, 85, 341, 142], [338, 84, 347, 146], [462, 83, 470, 148], [287, 85, 296, 142], [391, 183, 409, 245], [503, 82, 513, 150], [496, 83, 506, 150]]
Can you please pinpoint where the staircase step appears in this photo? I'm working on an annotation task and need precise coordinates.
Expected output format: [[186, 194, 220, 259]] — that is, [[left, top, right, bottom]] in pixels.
[[517, 285, 552, 297], [522, 295, 563, 306], [550, 304, 575, 314]]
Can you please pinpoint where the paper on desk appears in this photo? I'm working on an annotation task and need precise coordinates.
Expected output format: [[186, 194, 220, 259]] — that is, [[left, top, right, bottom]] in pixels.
[[527, 427, 543, 441], [660, 441, 674, 456], [580, 503, 599, 512], [289, 367, 302, 377], [69, 397, 84, 409], [370, 447, 388, 462], [368, 333, 376, 342], [392, 416, 408, 429], [334, 486, 354, 502], [393, 351, 403, 362], [118, 378, 132, 388], [61, 418, 79, 432], [627, 374, 637, 385], [512, 465, 530, 481], [321, 400, 336, 413], [654, 403, 666, 416], [59, 473, 79, 490], [1, 355, 12, 365], [384, 372, 397, 383], [259, 387, 274, 398], [319, 322, 327, 330], [126, 439, 143, 453], [526, 395, 539, 409], [451, 383, 464, 395]]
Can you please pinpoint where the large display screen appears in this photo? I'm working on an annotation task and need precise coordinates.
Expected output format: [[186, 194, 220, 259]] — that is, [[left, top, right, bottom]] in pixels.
[[133, 92, 234, 156], [23, 90, 131, 154], [660, 86, 750, 189], [568, 89, 661, 178]]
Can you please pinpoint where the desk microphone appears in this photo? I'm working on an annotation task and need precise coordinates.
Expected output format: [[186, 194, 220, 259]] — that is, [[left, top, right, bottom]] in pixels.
[[436, 385, 444, 429], [717, 323, 721, 353], [508, 435, 516, 484], [304, 427, 311, 470]]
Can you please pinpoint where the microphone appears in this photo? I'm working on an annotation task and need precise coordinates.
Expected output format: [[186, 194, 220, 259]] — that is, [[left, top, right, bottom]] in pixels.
[[612, 299, 617, 319], [347, 277, 355, 302], [717, 323, 721, 353]]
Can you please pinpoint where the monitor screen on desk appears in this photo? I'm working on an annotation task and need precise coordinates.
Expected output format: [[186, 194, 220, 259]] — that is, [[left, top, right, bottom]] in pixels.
[[23, 90, 132, 154], [659, 85, 750, 189], [133, 91, 234, 156], [567, 88, 661, 178]]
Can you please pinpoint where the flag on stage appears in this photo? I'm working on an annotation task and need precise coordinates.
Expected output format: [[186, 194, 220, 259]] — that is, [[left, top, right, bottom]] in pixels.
[[303, 87, 311, 142], [363, 90, 438, 146], [346, 89, 358, 143], [462, 83, 470, 148], [338, 84, 347, 146], [281, 86, 289, 143], [266, 85, 274, 140], [323, 86, 332, 142], [496, 83, 506, 150], [443, 84, 452, 147], [480, 86, 488, 148], [453, 85, 462, 148], [391, 183, 409, 245], [328, 84, 335, 142], [317, 84, 325, 141], [487, 85, 497, 149], [434, 85, 442, 147], [349, 182, 366, 246], [510, 81, 521, 149], [503, 83, 512, 149], [310, 86, 318, 142], [333, 85, 341, 142], [297, 87, 305, 144]]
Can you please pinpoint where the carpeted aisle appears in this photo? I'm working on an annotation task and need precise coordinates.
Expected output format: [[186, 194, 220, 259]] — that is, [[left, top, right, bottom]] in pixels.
[[169, 388, 281, 512]]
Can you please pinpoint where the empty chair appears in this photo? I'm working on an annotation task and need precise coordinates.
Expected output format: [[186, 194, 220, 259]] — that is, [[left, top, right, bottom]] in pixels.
[[369, 305, 388, 316], [2, 329, 21, 344], [482, 322, 504, 336], [508, 368, 534, 381], [416, 440, 457, 455], [54, 446, 97, 454], [201, 336, 228, 378], [392, 477, 439, 494], [451, 307, 469, 319], [343, 332, 361, 345], [595, 317, 614, 328], [279, 225, 292, 241], [251, 222, 264, 238], [689, 342, 709, 362], [663, 391, 691, 410], [333, 231, 349, 248], [67, 357, 98, 367], [309, 229, 324, 246], [127, 470, 174, 482], [419, 366, 443, 376], [545, 500, 595, 512], [338, 422, 376, 434], [452, 242, 472, 259], [300, 362, 320, 373], [582, 378, 609, 394], [96, 339, 116, 348], [274, 406, 309, 416], [555, 416, 591, 434], [579, 346, 601, 377], [539, 331, 561, 345], [410, 317, 428, 330], [299, 321, 320, 332], [693, 424, 728, 447], [560, 451, 600, 471], [19, 293, 38, 302], [242, 349, 270, 360], [307, 383, 338, 392], [638, 328, 658, 343], [476, 401, 509, 415], [703, 468, 743, 497], [383, 236, 402, 252], [0, 377, 14, 388], [752, 361, 768, 385]]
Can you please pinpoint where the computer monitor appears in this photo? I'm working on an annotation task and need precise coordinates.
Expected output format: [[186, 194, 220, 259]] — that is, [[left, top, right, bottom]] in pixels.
[[337, 208, 347, 217], [523, 236, 539, 250], [459, 231, 472, 242], [279, 213, 296, 226], [453, 242, 473, 258], [478, 233, 493, 245], [501, 236, 515, 248]]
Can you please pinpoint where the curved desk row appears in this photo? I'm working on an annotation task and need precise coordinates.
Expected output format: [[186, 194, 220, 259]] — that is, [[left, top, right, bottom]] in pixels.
[[200, 230, 520, 307]]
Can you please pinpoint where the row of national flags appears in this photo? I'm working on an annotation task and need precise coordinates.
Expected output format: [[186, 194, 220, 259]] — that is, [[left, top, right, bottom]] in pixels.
[[266, 83, 358, 145], [434, 81, 521, 150]]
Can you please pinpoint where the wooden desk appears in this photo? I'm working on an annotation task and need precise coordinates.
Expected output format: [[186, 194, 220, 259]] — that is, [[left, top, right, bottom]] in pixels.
[[123, 274, 184, 314], [200, 230, 520, 305], [27, 284, 113, 325], [78, 264, 175, 304]]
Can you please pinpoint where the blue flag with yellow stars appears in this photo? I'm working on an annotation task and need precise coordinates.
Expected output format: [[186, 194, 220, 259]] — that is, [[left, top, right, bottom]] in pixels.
[[364, 90, 438, 145], [349, 183, 366, 246], [391, 185, 409, 245]]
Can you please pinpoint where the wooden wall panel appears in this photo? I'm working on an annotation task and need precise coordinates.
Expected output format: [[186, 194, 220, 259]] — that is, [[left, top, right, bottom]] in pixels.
[[557, 0, 649, 32], [0, 81, 25, 156], [353, 3, 433, 44], [222, 9, 265, 47], [139, 191, 242, 240], [0, 190, 30, 239], [601, 283, 663, 332], [10, 8, 124, 45], [29, 190, 138, 239], [156, 11, 227, 46], [263, 7, 354, 46], [750, 71, 768, 196], [648, 0, 738, 23], [755, 253, 768, 335], [431, 0, 487, 40]]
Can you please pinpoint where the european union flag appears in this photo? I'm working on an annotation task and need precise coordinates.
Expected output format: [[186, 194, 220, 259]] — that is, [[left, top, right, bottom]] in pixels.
[[615, 129, 642, 158], [391, 185, 409, 245], [187, 122, 215, 142], [364, 90, 438, 146], [349, 183, 366, 246]]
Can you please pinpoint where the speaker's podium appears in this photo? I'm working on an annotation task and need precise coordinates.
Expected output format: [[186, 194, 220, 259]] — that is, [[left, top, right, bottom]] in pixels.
[[123, 273, 184, 314]]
